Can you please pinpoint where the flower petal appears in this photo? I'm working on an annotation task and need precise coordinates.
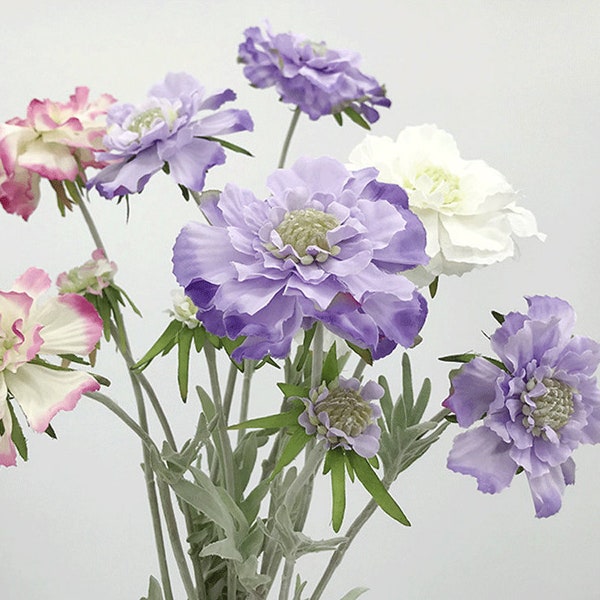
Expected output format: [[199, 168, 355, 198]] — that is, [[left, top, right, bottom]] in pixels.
[[5, 363, 99, 432]]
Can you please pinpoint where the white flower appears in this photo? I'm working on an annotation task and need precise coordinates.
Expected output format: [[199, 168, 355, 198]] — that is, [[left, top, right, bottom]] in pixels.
[[167, 289, 200, 329], [349, 124, 545, 285]]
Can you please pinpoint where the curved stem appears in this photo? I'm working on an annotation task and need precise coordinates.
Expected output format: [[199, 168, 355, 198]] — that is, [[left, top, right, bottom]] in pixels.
[[86, 390, 174, 600], [278, 107, 302, 169]]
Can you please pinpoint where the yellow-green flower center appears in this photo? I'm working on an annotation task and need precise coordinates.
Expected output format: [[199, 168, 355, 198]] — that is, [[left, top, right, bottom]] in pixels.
[[406, 165, 462, 207], [522, 378, 574, 436], [272, 208, 340, 265], [128, 107, 165, 134], [316, 387, 373, 437]]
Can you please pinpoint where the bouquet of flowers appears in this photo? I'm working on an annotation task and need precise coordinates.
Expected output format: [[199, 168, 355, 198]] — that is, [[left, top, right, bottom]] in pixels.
[[1, 20, 598, 600]]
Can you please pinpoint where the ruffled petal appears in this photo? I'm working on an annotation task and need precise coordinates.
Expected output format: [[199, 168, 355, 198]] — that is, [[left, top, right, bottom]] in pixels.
[[5, 363, 99, 432], [526, 465, 569, 518], [33, 294, 102, 356], [447, 426, 516, 493]]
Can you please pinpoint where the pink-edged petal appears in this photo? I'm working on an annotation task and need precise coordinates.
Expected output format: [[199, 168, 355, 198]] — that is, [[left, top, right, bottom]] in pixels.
[[12, 267, 51, 297], [17, 138, 79, 180], [447, 426, 517, 493], [0, 164, 41, 221], [33, 294, 102, 356], [0, 123, 38, 173], [5, 363, 99, 433]]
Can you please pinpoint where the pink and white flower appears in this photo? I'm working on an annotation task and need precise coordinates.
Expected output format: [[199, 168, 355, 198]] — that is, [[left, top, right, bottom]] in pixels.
[[0, 267, 103, 466], [0, 87, 116, 220], [57, 249, 117, 296]]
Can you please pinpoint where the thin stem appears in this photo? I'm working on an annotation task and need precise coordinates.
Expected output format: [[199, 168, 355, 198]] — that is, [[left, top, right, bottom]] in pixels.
[[352, 358, 368, 380], [222, 361, 239, 422], [278, 559, 296, 600], [77, 195, 105, 252], [311, 322, 324, 389], [86, 390, 175, 600], [237, 359, 255, 443], [157, 480, 198, 600], [278, 107, 302, 169], [309, 498, 378, 600]]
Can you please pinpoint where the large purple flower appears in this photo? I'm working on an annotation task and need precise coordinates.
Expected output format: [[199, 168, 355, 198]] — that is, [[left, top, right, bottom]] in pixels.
[[88, 72, 253, 199], [238, 24, 390, 123], [172, 156, 428, 361], [443, 296, 600, 517], [298, 377, 383, 458]]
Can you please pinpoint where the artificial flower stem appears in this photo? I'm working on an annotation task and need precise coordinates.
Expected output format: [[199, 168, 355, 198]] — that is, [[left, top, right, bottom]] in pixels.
[[278, 559, 296, 600], [222, 361, 239, 421], [311, 322, 324, 389], [277, 106, 301, 169], [352, 358, 368, 379], [237, 359, 255, 443], [77, 194, 105, 253], [87, 391, 175, 600], [157, 479, 198, 600]]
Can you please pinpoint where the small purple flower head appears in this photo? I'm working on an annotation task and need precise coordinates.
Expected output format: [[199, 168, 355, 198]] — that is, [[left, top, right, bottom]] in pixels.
[[88, 72, 253, 199], [298, 377, 383, 458], [172, 156, 428, 361], [443, 296, 600, 517], [238, 24, 390, 123]]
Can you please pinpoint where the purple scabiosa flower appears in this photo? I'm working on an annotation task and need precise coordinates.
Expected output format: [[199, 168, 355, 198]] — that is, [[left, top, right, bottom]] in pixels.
[[443, 296, 600, 517], [172, 156, 429, 361], [299, 377, 383, 458], [88, 72, 253, 199], [238, 24, 390, 123]]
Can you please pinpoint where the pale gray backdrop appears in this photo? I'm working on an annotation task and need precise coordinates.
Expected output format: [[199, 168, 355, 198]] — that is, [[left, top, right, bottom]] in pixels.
[[1, 1, 599, 599]]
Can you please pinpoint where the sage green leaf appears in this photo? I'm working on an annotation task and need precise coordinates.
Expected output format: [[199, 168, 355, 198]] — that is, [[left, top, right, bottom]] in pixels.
[[410, 377, 432, 426], [141, 575, 164, 600], [199, 538, 243, 562], [328, 449, 346, 532], [292, 576, 308, 600], [193, 325, 206, 352], [377, 375, 394, 432], [438, 352, 478, 364], [240, 479, 271, 523], [177, 326, 194, 401], [7, 401, 27, 461], [58, 353, 89, 365], [401, 353, 414, 414], [195, 385, 216, 421], [294, 324, 316, 371], [347, 453, 410, 526], [333, 112, 343, 126], [270, 427, 312, 480], [131, 321, 182, 371], [339, 587, 369, 600]]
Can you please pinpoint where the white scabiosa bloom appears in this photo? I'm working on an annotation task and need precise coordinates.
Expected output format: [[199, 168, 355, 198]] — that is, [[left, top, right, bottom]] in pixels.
[[349, 124, 545, 286]]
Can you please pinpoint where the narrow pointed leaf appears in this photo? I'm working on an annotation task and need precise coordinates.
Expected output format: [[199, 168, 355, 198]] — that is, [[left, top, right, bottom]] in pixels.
[[339, 587, 369, 600], [270, 427, 311, 480], [229, 410, 301, 431], [346, 341, 373, 366], [491, 310, 505, 324], [342, 107, 371, 130], [401, 353, 414, 414], [347, 453, 410, 526], [321, 342, 340, 385], [44, 423, 57, 439], [200, 136, 253, 157], [410, 377, 431, 426], [329, 449, 346, 532], [8, 401, 27, 461], [132, 321, 182, 371], [177, 326, 194, 401], [294, 325, 316, 371], [142, 575, 164, 600], [438, 352, 477, 364], [428, 276, 439, 298], [377, 375, 394, 432], [333, 112, 343, 126]]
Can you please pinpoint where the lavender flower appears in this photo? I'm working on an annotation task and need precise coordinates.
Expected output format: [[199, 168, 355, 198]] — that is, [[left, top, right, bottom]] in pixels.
[[88, 72, 253, 199], [172, 156, 428, 361], [238, 24, 390, 123], [443, 296, 600, 517], [298, 377, 383, 458]]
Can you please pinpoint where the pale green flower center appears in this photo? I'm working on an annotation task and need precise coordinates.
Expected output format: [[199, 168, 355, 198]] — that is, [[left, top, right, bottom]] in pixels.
[[406, 165, 462, 207], [270, 208, 340, 265], [301, 40, 328, 57], [521, 378, 574, 436], [128, 106, 177, 136], [316, 388, 373, 437]]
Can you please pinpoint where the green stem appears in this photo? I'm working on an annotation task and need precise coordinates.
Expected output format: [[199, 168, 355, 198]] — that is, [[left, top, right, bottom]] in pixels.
[[311, 322, 324, 389], [157, 480, 198, 600], [278, 559, 296, 600], [278, 107, 302, 169], [86, 390, 174, 600], [352, 358, 367, 380], [222, 361, 239, 422], [77, 194, 105, 252], [237, 359, 255, 443], [203, 343, 237, 600]]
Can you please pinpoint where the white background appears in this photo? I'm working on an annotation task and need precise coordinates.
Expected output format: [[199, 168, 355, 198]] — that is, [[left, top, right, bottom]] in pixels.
[[1, 1, 599, 599]]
